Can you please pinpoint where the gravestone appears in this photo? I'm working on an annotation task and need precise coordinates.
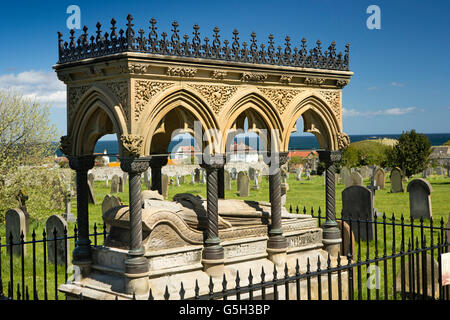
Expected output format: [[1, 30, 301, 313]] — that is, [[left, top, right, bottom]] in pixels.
[[351, 171, 363, 186], [395, 254, 439, 298], [252, 172, 260, 190], [426, 167, 433, 176], [63, 188, 76, 223], [435, 167, 443, 175], [224, 170, 231, 191], [248, 167, 256, 180], [46, 215, 70, 265], [175, 175, 180, 187], [280, 183, 288, 207], [105, 177, 109, 187], [296, 166, 303, 181], [190, 172, 195, 184], [87, 178, 96, 205], [194, 168, 201, 183], [201, 169, 206, 184], [390, 167, 404, 193], [88, 173, 95, 187], [338, 220, 356, 257], [407, 178, 433, 220], [342, 186, 374, 241], [16, 190, 30, 234], [144, 171, 151, 190], [237, 171, 245, 191], [5, 208, 27, 256], [374, 167, 386, 189], [118, 176, 125, 193], [102, 194, 123, 216], [341, 167, 352, 187], [141, 190, 164, 202], [238, 173, 250, 197], [231, 168, 237, 180], [360, 166, 371, 179], [161, 174, 169, 199], [123, 173, 128, 185], [179, 175, 185, 185], [110, 175, 120, 194]]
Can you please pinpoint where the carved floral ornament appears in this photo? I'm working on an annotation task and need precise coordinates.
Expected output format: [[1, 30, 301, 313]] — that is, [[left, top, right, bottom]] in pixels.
[[134, 80, 175, 121], [166, 66, 197, 77], [258, 88, 303, 115], [304, 77, 325, 85], [119, 63, 151, 74], [337, 132, 350, 149], [187, 84, 237, 114], [318, 90, 341, 123], [120, 134, 144, 157], [241, 72, 268, 82], [59, 135, 73, 156]]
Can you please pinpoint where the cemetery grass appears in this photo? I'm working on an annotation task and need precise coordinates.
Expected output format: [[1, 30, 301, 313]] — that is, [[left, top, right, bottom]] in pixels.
[[1, 173, 449, 300]]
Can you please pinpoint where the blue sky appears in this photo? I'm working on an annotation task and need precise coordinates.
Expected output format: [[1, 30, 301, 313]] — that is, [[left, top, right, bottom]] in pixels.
[[0, 0, 449, 137]]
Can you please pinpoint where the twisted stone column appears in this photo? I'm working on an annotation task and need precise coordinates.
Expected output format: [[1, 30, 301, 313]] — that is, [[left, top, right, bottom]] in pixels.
[[218, 167, 225, 199], [68, 155, 95, 268], [120, 157, 150, 295], [148, 155, 168, 195], [318, 150, 342, 257], [267, 152, 289, 265], [200, 155, 225, 277]]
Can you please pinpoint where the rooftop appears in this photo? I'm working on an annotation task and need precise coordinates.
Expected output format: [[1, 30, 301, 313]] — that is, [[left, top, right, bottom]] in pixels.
[[57, 15, 350, 72]]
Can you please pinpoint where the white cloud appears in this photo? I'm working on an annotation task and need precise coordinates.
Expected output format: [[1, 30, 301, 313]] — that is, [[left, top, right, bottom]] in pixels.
[[343, 107, 417, 117], [390, 82, 405, 87], [367, 86, 377, 90], [0, 70, 66, 107]]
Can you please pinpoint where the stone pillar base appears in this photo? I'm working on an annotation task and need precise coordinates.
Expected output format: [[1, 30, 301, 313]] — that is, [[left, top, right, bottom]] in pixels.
[[202, 259, 225, 278], [124, 273, 150, 296], [267, 248, 287, 266], [322, 238, 342, 257], [72, 260, 91, 278]]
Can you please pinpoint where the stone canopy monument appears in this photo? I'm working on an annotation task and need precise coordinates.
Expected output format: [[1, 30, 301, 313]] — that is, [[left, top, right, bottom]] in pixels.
[[55, 14, 352, 300]]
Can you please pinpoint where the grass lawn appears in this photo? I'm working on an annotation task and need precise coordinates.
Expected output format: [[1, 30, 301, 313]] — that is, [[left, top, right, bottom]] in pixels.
[[1, 170, 449, 300]]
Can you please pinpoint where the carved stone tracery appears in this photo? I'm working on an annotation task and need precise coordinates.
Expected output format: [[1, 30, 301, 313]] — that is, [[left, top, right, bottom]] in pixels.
[[120, 134, 144, 157], [319, 90, 342, 124], [188, 84, 237, 114], [105, 81, 129, 121], [258, 88, 303, 114], [134, 80, 175, 121]]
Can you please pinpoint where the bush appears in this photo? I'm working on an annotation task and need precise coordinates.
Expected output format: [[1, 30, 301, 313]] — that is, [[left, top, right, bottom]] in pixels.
[[341, 140, 392, 168], [0, 167, 73, 223], [387, 130, 431, 178]]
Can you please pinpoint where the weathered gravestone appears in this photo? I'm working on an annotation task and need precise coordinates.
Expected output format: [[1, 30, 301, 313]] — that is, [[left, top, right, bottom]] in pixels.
[[435, 167, 443, 175], [360, 166, 371, 179], [175, 175, 180, 187], [161, 174, 169, 199], [63, 188, 76, 223], [194, 168, 201, 183], [296, 166, 303, 181], [88, 173, 95, 186], [280, 183, 288, 207], [351, 171, 363, 186], [201, 169, 206, 184], [105, 177, 109, 187], [5, 208, 27, 256], [46, 215, 70, 265], [118, 176, 125, 193], [341, 167, 352, 187], [342, 186, 374, 241], [407, 178, 433, 220], [102, 194, 123, 216], [123, 173, 128, 185], [390, 167, 404, 193], [374, 167, 386, 189], [179, 175, 185, 185], [141, 190, 164, 202], [224, 170, 231, 191], [252, 172, 260, 190], [237, 171, 245, 191], [231, 167, 237, 180], [87, 178, 96, 204], [110, 175, 120, 194], [238, 173, 250, 197], [395, 254, 439, 298], [338, 220, 356, 257], [144, 171, 151, 190], [248, 167, 256, 180]]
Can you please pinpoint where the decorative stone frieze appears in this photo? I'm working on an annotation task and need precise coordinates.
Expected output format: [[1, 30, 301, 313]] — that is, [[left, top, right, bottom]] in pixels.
[[166, 66, 197, 77], [120, 63, 151, 74], [319, 90, 341, 123], [67, 85, 91, 129], [210, 70, 227, 80], [304, 77, 326, 86], [336, 79, 350, 88], [241, 72, 268, 82], [105, 81, 129, 121], [279, 75, 293, 84]]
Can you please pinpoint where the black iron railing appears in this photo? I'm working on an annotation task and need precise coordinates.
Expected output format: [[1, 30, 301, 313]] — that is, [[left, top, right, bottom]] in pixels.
[[1, 208, 448, 300], [57, 15, 350, 71]]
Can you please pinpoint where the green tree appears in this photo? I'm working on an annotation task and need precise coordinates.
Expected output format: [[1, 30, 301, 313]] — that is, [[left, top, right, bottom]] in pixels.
[[0, 89, 62, 222], [341, 140, 392, 168], [387, 130, 431, 178]]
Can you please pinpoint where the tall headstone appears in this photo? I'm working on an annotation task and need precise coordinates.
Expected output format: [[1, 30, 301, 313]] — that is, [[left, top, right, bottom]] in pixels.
[[144, 171, 151, 190], [88, 173, 95, 187], [342, 186, 374, 241], [194, 168, 201, 183], [296, 166, 303, 181], [231, 167, 237, 180], [238, 173, 250, 197], [46, 215, 70, 265], [161, 174, 169, 199], [175, 175, 180, 187], [224, 170, 231, 191], [102, 194, 123, 216], [111, 175, 120, 194], [5, 208, 26, 256], [390, 167, 404, 193], [118, 176, 125, 193], [341, 167, 352, 188], [123, 172, 128, 185], [237, 171, 245, 191], [351, 171, 363, 186], [407, 178, 433, 220], [248, 167, 256, 180], [374, 167, 386, 189], [16, 190, 30, 234], [87, 178, 96, 204], [252, 172, 260, 190], [201, 169, 206, 184], [105, 177, 109, 187], [63, 187, 76, 223]]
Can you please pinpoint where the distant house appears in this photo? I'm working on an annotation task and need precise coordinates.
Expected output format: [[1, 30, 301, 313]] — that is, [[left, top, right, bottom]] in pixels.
[[228, 142, 259, 163], [172, 145, 197, 160], [287, 150, 318, 172], [430, 146, 450, 166]]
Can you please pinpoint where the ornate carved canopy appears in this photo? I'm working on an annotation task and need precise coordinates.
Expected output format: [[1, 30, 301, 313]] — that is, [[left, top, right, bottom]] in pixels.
[[55, 15, 353, 157]]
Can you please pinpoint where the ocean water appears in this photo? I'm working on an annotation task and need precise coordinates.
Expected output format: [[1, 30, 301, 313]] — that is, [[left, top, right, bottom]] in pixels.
[[56, 133, 450, 162]]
